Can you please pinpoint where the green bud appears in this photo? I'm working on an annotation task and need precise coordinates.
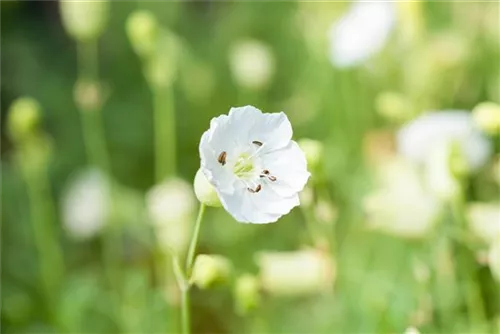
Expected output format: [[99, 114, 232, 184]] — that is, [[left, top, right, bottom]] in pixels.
[[194, 169, 221, 207], [473, 101, 500, 135], [7, 97, 41, 144], [297, 138, 323, 172], [126, 10, 159, 59], [190, 254, 232, 289], [375, 91, 412, 123], [60, 0, 109, 42], [143, 32, 180, 89], [234, 274, 261, 315]]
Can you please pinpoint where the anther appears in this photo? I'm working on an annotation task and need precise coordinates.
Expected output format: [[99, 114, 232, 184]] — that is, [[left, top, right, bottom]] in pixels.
[[252, 140, 263, 146], [268, 176, 277, 182], [217, 151, 227, 165], [247, 184, 262, 193]]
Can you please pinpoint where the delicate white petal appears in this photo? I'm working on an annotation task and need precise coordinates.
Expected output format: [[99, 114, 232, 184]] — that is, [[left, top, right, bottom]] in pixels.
[[262, 141, 310, 197], [328, 1, 395, 68], [397, 110, 492, 171]]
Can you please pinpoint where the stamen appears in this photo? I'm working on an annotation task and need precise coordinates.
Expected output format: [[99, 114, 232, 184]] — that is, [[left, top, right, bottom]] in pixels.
[[252, 140, 263, 146], [247, 184, 262, 193], [262, 169, 270, 175], [268, 175, 277, 182], [218, 151, 227, 166]]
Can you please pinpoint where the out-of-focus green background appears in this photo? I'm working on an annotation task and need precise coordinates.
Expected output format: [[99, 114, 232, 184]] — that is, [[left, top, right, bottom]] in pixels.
[[1, 1, 499, 333]]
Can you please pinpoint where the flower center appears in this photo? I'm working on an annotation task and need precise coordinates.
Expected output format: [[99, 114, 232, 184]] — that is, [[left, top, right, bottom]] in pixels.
[[233, 152, 255, 178]]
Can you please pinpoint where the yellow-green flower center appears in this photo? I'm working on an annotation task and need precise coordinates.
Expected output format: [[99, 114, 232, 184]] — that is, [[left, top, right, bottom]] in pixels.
[[233, 153, 254, 177]]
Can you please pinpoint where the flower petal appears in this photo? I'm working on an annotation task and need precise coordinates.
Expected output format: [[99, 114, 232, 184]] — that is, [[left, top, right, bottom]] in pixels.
[[261, 141, 310, 197]]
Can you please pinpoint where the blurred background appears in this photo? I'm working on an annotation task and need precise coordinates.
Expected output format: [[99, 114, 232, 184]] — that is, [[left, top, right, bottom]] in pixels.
[[1, 1, 499, 333]]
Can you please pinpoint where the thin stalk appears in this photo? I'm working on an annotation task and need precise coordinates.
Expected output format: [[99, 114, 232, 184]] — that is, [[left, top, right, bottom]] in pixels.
[[180, 204, 206, 334], [153, 85, 176, 183]]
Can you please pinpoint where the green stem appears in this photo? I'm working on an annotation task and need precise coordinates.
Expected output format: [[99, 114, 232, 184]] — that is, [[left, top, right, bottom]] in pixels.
[[180, 204, 206, 334], [153, 85, 176, 183]]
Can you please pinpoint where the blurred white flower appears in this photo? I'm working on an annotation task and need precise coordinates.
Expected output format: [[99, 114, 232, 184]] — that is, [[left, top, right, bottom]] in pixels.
[[146, 178, 195, 226], [364, 158, 441, 238], [328, 1, 395, 68], [467, 203, 500, 244], [60, 0, 109, 42], [256, 249, 334, 296], [199, 106, 310, 224], [146, 178, 196, 254], [397, 111, 493, 171], [488, 237, 500, 282], [62, 169, 110, 240], [229, 40, 275, 90]]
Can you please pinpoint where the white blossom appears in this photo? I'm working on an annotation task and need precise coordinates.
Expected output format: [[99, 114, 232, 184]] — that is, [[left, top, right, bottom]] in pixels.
[[328, 1, 395, 68], [397, 110, 492, 171], [61, 169, 110, 239], [199, 106, 310, 224]]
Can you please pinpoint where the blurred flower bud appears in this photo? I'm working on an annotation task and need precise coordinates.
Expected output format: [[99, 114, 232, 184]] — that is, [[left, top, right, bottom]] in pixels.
[[126, 10, 159, 59], [143, 32, 180, 89], [473, 101, 500, 135], [375, 91, 412, 123], [256, 249, 334, 296], [16, 134, 54, 176], [314, 199, 338, 226], [7, 97, 41, 144], [146, 178, 195, 254], [488, 238, 500, 282], [298, 185, 314, 208], [147, 178, 195, 226], [365, 158, 441, 239], [74, 80, 105, 112], [234, 274, 261, 315], [297, 138, 323, 173], [194, 169, 221, 207], [424, 142, 460, 201], [190, 254, 232, 289], [60, 0, 109, 42], [62, 169, 110, 240], [229, 40, 275, 90], [467, 203, 500, 245], [404, 327, 421, 334]]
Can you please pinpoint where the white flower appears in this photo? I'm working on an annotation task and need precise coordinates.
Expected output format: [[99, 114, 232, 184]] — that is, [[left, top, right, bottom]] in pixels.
[[467, 203, 500, 245], [229, 40, 275, 90], [146, 178, 195, 226], [364, 158, 441, 238], [328, 1, 395, 68], [199, 106, 310, 224], [61, 169, 110, 240], [397, 111, 493, 171]]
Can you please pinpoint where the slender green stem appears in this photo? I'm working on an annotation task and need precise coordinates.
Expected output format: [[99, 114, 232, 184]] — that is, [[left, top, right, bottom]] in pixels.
[[153, 85, 176, 183], [180, 204, 206, 334]]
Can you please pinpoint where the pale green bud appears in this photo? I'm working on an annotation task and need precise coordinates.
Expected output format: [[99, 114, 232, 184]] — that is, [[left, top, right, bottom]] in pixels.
[[7, 97, 41, 144], [126, 10, 159, 59], [473, 101, 500, 135], [194, 169, 221, 207], [60, 0, 109, 42], [375, 91, 412, 123], [257, 250, 334, 297], [143, 32, 180, 89], [297, 138, 323, 172], [234, 274, 261, 315], [191, 254, 232, 289], [229, 40, 275, 90]]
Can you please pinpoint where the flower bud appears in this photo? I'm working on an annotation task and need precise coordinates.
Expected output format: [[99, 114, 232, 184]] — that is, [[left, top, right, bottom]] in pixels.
[[297, 138, 323, 173], [191, 254, 232, 289], [126, 10, 159, 59], [60, 0, 109, 42], [473, 101, 500, 135], [488, 238, 500, 282], [7, 97, 41, 144], [233, 274, 261, 315], [194, 169, 221, 207], [73, 80, 104, 112], [256, 250, 334, 296], [143, 32, 179, 89], [229, 40, 275, 90], [375, 91, 412, 123], [467, 203, 500, 245]]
